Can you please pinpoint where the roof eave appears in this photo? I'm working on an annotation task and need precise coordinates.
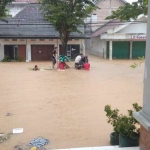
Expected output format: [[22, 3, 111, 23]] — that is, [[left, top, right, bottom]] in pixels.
[[0, 36, 89, 39], [12, 2, 29, 4], [95, 0, 127, 4]]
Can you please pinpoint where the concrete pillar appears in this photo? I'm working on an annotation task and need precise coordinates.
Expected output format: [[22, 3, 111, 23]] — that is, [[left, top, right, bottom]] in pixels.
[[130, 41, 132, 59], [82, 43, 85, 55], [0, 43, 4, 61], [109, 41, 112, 60], [104, 41, 107, 59], [26, 43, 31, 61], [133, 1, 150, 150]]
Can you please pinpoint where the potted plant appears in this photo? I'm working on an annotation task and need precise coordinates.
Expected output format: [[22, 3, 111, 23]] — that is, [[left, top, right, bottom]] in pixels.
[[104, 103, 142, 147], [104, 105, 120, 145], [116, 103, 142, 147]]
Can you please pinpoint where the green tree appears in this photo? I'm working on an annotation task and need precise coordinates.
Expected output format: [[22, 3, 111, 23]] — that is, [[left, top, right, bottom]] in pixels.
[[106, 0, 148, 21], [40, 0, 98, 52], [0, 0, 14, 19]]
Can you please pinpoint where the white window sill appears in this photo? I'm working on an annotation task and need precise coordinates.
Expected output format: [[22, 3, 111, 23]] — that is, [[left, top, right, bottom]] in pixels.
[[133, 111, 150, 131]]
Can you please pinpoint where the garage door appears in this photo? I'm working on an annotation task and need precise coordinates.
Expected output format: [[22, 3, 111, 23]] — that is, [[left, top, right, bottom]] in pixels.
[[31, 45, 54, 61], [113, 42, 130, 59], [132, 41, 146, 59], [107, 41, 130, 59]]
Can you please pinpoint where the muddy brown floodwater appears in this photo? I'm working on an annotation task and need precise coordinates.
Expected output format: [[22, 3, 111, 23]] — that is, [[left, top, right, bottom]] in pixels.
[[0, 55, 144, 150]]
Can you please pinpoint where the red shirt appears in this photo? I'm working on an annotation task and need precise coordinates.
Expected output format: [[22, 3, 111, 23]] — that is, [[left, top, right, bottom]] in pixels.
[[84, 63, 90, 70]]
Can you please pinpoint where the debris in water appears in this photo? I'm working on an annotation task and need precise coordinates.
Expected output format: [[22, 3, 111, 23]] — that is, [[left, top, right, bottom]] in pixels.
[[30, 147, 37, 150], [29, 137, 49, 148], [6, 113, 12, 116], [13, 128, 24, 134]]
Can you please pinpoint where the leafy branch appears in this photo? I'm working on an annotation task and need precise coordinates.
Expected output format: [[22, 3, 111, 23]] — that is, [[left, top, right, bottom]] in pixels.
[[106, 0, 148, 21], [130, 56, 145, 68]]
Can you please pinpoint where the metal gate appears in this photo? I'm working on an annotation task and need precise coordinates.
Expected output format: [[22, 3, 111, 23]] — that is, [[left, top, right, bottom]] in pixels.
[[132, 41, 146, 59], [107, 41, 130, 59], [31, 45, 54, 61]]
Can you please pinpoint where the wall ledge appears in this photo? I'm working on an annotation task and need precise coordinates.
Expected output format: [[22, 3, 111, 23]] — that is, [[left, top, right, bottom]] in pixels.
[[133, 111, 150, 131]]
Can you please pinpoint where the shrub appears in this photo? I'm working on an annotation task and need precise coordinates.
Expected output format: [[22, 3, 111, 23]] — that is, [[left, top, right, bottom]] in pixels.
[[15, 57, 25, 62], [2, 56, 11, 62]]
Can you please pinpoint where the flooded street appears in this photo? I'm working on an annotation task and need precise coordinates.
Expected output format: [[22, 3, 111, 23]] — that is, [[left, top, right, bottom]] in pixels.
[[0, 56, 144, 150]]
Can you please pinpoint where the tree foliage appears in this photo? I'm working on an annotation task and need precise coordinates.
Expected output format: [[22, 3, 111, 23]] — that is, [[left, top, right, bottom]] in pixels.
[[0, 0, 14, 19], [40, 0, 98, 51], [106, 0, 148, 21]]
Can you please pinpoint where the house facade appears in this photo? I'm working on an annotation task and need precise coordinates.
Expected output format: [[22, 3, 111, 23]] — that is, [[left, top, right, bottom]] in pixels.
[[85, 0, 126, 53], [0, 39, 85, 62], [89, 0, 126, 31], [90, 16, 147, 59], [0, 3, 87, 61]]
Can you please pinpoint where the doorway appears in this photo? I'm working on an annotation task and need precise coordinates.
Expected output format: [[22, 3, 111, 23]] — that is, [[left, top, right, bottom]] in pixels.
[[4, 45, 26, 60], [4, 45, 18, 60]]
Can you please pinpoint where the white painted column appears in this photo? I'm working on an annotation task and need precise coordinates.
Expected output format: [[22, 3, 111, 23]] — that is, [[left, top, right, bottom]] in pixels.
[[104, 41, 107, 59], [130, 41, 132, 59], [133, 1, 150, 131], [82, 42, 85, 55], [26, 44, 31, 62], [109, 41, 112, 60], [81, 39, 85, 55], [0, 43, 4, 61], [55, 42, 59, 57]]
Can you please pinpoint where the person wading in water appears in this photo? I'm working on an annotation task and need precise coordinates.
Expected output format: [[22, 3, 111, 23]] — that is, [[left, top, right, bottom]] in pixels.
[[52, 47, 57, 69]]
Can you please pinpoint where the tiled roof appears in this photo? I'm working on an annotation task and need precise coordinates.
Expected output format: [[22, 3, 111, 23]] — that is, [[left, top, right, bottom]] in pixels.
[[91, 20, 120, 37], [14, 4, 45, 23], [14, 0, 37, 3], [0, 4, 86, 39], [94, 0, 127, 4]]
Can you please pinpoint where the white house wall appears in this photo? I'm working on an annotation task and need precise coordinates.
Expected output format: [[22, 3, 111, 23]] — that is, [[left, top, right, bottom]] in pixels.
[[117, 23, 147, 34], [89, 37, 106, 57], [0, 39, 84, 61], [101, 33, 131, 40]]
